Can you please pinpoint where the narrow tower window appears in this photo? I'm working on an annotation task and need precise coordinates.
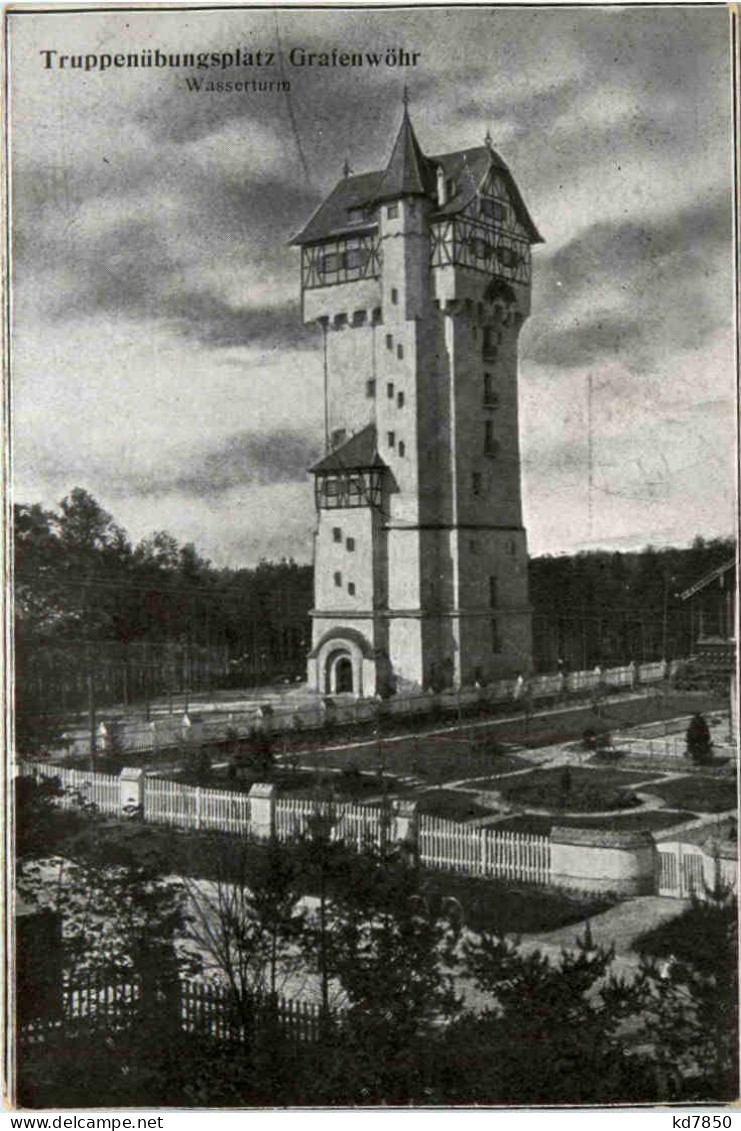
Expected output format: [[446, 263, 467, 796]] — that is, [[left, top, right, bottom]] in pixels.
[[386, 334, 393, 350], [391, 288, 399, 305], [483, 373, 496, 406], [397, 391, 405, 408], [348, 582, 356, 596], [387, 203, 399, 219], [387, 431, 396, 448], [484, 420, 496, 456], [366, 379, 376, 398], [387, 382, 395, 399], [398, 441, 406, 458], [491, 619, 501, 654], [397, 344, 404, 360], [346, 537, 355, 552], [333, 527, 342, 543], [489, 576, 498, 609], [334, 571, 342, 587], [472, 472, 482, 496]]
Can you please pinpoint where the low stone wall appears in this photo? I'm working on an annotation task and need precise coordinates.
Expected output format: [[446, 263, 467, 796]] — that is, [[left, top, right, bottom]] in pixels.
[[551, 826, 656, 895]]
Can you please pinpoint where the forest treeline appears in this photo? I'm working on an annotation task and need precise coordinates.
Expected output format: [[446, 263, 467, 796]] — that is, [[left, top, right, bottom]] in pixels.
[[14, 487, 735, 718]]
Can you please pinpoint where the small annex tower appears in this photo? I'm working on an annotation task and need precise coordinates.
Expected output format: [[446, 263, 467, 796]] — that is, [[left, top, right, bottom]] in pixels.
[[291, 99, 543, 697]]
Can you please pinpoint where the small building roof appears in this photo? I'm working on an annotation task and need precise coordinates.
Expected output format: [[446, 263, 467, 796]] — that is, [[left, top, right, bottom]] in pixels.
[[310, 424, 387, 473], [290, 109, 542, 246], [680, 556, 736, 601]]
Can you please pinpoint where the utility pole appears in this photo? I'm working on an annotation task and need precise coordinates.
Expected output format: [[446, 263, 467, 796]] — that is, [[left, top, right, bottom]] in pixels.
[[587, 373, 594, 541], [84, 582, 97, 767]]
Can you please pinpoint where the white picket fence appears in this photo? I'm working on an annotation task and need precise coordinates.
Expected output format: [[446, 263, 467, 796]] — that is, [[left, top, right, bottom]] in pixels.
[[18, 760, 552, 884], [22, 762, 120, 815], [78, 658, 680, 757], [144, 777, 252, 835], [619, 736, 684, 760], [418, 815, 551, 883], [274, 796, 388, 850]]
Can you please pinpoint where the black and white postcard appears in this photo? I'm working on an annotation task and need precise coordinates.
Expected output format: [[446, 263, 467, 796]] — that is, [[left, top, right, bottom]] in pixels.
[[5, 1, 739, 1112]]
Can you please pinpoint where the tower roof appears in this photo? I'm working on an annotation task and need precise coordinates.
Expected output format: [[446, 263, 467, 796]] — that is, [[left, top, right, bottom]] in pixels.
[[310, 424, 387, 473], [289, 104, 543, 246], [374, 105, 438, 203]]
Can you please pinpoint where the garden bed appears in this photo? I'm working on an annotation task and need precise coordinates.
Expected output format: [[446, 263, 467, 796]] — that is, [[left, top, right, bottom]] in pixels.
[[492, 810, 697, 836], [496, 766, 662, 813], [644, 775, 738, 814], [294, 739, 531, 784]]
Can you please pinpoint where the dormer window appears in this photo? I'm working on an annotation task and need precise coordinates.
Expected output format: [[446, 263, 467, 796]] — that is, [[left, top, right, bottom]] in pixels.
[[446, 178, 457, 199], [347, 204, 378, 225]]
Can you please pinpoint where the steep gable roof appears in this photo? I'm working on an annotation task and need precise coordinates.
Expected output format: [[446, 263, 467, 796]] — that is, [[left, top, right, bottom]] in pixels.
[[288, 170, 383, 247], [289, 111, 543, 246], [310, 424, 387, 473], [431, 146, 543, 243]]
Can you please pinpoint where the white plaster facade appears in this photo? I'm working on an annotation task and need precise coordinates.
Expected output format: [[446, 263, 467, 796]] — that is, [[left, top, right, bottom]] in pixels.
[[294, 107, 542, 697]]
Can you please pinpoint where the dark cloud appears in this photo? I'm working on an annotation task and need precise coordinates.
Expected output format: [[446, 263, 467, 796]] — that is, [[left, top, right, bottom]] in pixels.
[[543, 193, 731, 302], [28, 428, 323, 501], [527, 311, 649, 371], [141, 429, 323, 497], [453, 78, 582, 140], [20, 171, 318, 349], [162, 291, 312, 350], [525, 192, 732, 371]]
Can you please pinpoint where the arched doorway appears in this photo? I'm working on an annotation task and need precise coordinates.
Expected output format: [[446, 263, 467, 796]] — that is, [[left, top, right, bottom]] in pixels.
[[335, 656, 353, 693], [324, 649, 356, 695]]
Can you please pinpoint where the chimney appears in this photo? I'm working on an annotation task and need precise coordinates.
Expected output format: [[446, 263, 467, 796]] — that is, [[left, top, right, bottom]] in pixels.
[[436, 165, 446, 207]]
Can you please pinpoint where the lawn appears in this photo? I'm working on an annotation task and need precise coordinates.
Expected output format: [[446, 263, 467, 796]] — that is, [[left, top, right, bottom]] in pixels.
[[492, 810, 697, 836], [496, 766, 662, 813], [290, 690, 726, 779], [419, 870, 616, 934], [414, 789, 496, 822], [295, 739, 531, 784], [169, 764, 407, 802], [632, 898, 739, 959], [645, 775, 738, 814]]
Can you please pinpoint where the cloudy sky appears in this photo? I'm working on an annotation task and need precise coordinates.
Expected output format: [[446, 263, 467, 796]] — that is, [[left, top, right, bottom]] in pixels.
[[9, 5, 736, 567]]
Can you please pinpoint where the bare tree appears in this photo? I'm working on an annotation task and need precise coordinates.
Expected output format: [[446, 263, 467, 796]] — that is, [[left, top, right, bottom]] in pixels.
[[182, 834, 306, 1030]]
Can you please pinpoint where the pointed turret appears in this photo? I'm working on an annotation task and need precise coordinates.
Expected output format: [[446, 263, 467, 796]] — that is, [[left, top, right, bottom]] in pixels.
[[375, 101, 437, 203]]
